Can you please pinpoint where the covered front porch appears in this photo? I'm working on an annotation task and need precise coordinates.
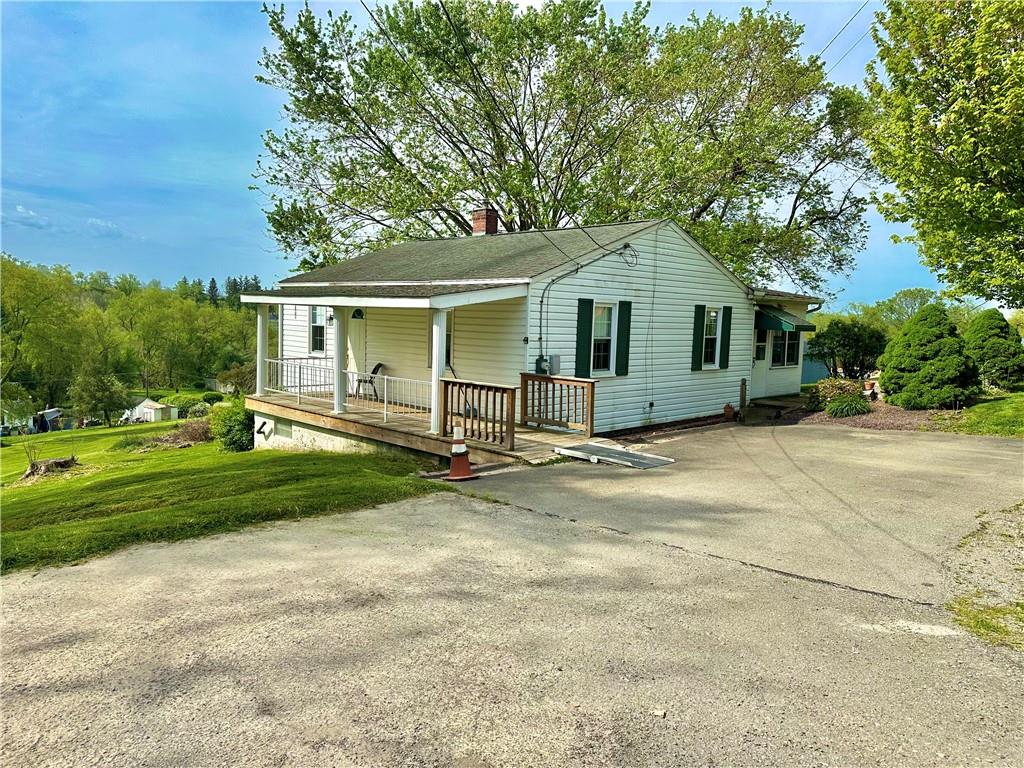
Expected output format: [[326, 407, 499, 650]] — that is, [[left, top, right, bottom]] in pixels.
[[242, 285, 598, 462]]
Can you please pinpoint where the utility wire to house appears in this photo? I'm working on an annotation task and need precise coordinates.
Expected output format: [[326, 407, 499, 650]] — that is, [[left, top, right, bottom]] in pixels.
[[817, 0, 871, 57]]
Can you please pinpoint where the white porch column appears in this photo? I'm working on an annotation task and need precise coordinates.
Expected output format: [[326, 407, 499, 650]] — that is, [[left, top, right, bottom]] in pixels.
[[429, 308, 448, 433], [332, 306, 347, 414], [255, 304, 269, 396], [277, 303, 285, 359]]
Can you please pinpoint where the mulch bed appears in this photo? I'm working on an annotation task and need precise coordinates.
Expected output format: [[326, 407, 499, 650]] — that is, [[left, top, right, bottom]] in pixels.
[[790, 400, 943, 431]]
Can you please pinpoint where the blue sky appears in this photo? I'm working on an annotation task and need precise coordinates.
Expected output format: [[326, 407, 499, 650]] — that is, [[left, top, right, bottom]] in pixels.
[[1, 1, 936, 308]]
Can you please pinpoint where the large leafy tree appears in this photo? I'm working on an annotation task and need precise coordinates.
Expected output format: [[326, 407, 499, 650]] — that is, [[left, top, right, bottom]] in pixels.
[[257, 0, 874, 291], [867, 0, 1024, 307], [807, 317, 888, 379]]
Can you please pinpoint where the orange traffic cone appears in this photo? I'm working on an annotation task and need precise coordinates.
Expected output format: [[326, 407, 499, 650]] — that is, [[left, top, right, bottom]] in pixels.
[[445, 426, 477, 482]]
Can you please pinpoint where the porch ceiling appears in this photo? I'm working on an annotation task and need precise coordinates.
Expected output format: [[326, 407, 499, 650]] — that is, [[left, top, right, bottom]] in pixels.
[[241, 281, 527, 308]]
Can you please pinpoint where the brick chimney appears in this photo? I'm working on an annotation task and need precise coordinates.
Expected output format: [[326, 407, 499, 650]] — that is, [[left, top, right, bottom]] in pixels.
[[472, 203, 498, 236]]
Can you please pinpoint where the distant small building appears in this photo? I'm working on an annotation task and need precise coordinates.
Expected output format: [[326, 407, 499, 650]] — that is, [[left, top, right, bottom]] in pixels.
[[124, 398, 178, 423]]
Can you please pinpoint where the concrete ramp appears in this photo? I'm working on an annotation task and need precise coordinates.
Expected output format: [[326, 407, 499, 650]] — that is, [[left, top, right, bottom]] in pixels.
[[553, 443, 675, 469]]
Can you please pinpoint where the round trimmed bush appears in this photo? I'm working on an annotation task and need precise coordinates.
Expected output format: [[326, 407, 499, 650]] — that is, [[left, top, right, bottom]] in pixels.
[[878, 304, 979, 409], [963, 309, 1024, 389], [209, 397, 254, 452], [188, 401, 211, 418], [825, 394, 871, 418], [201, 391, 225, 404]]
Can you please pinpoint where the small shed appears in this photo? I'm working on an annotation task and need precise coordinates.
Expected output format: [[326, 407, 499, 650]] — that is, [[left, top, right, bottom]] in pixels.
[[126, 398, 178, 422]]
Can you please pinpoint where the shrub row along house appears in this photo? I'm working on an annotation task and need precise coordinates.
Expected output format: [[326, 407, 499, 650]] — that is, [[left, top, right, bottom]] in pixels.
[[241, 210, 819, 463]]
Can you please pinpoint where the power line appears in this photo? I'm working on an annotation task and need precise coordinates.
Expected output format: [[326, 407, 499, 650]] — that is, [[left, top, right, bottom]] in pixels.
[[817, 0, 870, 58], [827, 26, 873, 76]]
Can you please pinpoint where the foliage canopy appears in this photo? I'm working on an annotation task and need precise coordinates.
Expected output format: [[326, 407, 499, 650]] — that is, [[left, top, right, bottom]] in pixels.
[[867, 0, 1024, 307], [258, 0, 874, 292], [806, 317, 887, 379]]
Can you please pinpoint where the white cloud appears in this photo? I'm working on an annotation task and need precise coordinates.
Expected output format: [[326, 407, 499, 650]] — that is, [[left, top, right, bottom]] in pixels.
[[86, 217, 125, 238], [5, 204, 53, 230]]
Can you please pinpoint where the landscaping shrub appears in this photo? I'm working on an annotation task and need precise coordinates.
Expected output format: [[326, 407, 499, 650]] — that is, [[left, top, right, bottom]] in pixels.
[[209, 398, 254, 452], [806, 377, 863, 411], [201, 391, 225, 404], [963, 309, 1024, 389], [825, 394, 872, 418], [188, 401, 211, 418], [878, 304, 980, 409]]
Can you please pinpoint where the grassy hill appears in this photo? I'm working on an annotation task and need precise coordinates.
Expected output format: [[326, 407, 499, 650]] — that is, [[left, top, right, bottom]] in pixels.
[[1, 423, 438, 573]]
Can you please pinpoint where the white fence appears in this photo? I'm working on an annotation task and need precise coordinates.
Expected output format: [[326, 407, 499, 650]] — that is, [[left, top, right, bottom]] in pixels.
[[264, 358, 431, 423]]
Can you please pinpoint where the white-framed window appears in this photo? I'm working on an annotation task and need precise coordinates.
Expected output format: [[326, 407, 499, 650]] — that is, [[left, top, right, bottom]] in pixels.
[[702, 307, 720, 368], [309, 306, 326, 354], [591, 303, 615, 374], [771, 330, 801, 367]]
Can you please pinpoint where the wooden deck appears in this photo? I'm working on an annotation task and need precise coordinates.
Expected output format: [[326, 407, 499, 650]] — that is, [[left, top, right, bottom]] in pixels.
[[246, 393, 587, 465]]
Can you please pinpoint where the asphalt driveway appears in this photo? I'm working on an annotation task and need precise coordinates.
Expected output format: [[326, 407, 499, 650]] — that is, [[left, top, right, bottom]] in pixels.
[[2, 425, 1022, 767], [476, 423, 1024, 604]]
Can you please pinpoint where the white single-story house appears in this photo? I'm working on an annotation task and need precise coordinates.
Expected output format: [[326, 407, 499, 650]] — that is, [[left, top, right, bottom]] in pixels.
[[124, 398, 178, 423], [241, 210, 819, 463]]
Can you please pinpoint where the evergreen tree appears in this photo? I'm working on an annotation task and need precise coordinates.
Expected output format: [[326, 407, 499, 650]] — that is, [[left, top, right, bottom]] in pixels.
[[879, 304, 979, 409], [963, 309, 1024, 389], [174, 276, 192, 299], [191, 278, 206, 303], [224, 276, 242, 311], [206, 278, 220, 307]]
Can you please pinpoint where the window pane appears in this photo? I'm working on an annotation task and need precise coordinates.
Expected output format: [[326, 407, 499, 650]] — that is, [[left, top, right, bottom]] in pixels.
[[592, 339, 611, 371], [311, 326, 325, 352], [703, 337, 717, 365], [771, 334, 785, 366], [704, 309, 719, 337], [756, 328, 768, 344], [786, 333, 800, 366], [593, 305, 613, 338], [311, 306, 322, 325]]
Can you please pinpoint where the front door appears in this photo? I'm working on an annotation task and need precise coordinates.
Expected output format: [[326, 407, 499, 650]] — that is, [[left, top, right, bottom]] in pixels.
[[750, 328, 769, 399]]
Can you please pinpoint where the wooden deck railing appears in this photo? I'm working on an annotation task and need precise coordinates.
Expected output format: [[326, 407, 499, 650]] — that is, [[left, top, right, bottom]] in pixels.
[[519, 373, 597, 436], [441, 378, 517, 450]]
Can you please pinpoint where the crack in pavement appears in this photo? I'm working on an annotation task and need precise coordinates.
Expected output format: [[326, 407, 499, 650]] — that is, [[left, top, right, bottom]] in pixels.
[[497, 498, 941, 608]]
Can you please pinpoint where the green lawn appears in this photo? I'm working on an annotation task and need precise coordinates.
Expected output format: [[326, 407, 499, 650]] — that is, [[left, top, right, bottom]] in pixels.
[[1, 424, 438, 573], [934, 392, 1024, 438], [128, 387, 209, 401]]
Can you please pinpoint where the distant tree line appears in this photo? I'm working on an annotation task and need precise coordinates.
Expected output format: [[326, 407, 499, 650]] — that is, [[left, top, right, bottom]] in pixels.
[[171, 274, 263, 311], [1, 254, 264, 425]]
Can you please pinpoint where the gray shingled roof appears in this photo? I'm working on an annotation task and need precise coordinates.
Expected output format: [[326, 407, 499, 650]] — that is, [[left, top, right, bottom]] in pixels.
[[757, 288, 825, 303], [280, 220, 661, 284], [243, 283, 515, 300]]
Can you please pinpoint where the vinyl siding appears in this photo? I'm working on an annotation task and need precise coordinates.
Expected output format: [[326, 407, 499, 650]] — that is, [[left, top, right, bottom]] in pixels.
[[526, 222, 755, 432], [279, 300, 527, 386]]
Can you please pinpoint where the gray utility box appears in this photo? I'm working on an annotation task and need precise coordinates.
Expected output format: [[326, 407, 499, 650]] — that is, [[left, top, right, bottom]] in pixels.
[[534, 355, 561, 375]]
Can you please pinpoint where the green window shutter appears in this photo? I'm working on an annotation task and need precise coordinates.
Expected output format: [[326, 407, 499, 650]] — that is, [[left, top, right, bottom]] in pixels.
[[615, 301, 632, 376], [691, 304, 706, 371], [719, 306, 732, 370], [575, 298, 594, 378]]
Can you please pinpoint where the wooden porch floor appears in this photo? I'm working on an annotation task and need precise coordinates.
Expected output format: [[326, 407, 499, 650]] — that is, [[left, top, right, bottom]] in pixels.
[[246, 393, 587, 464]]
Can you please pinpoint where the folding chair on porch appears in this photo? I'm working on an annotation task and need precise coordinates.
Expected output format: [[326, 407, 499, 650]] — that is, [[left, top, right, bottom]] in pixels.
[[355, 362, 385, 400]]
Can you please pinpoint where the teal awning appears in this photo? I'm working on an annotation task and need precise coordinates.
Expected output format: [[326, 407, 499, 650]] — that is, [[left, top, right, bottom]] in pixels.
[[755, 306, 816, 333]]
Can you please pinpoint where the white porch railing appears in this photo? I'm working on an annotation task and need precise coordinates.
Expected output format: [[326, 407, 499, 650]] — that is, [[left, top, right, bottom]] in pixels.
[[263, 358, 431, 424], [346, 370, 431, 423], [266, 358, 335, 407]]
